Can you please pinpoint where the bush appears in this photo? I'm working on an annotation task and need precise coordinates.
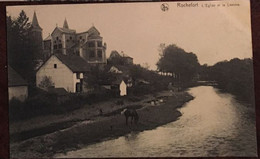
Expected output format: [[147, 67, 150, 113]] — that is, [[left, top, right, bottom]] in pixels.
[[209, 58, 254, 103], [9, 88, 120, 121], [9, 93, 58, 121], [9, 98, 25, 121]]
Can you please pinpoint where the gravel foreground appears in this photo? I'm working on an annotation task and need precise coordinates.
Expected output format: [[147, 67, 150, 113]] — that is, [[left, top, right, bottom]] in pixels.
[[10, 91, 194, 158]]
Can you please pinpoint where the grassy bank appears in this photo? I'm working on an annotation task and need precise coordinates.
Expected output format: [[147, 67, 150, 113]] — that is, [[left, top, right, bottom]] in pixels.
[[10, 91, 193, 158]]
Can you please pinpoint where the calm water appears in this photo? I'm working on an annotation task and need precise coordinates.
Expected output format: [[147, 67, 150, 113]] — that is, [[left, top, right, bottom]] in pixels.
[[56, 86, 257, 157]]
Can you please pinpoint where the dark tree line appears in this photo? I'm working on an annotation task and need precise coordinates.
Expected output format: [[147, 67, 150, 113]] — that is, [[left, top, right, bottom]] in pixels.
[[7, 10, 38, 84], [157, 44, 200, 83], [208, 58, 254, 103], [156, 44, 254, 103]]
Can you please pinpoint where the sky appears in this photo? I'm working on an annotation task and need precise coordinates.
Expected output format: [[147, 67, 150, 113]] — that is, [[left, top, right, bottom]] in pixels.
[[6, 0, 252, 70]]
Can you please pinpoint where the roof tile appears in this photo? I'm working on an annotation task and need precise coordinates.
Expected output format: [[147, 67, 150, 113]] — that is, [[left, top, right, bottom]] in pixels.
[[55, 54, 90, 72]]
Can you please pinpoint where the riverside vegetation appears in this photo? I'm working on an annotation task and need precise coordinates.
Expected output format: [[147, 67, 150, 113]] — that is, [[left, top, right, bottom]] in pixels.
[[8, 10, 255, 158]]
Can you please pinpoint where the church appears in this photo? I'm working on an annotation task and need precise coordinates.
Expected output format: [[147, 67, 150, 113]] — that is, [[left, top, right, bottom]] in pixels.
[[31, 12, 107, 93], [31, 11, 107, 65]]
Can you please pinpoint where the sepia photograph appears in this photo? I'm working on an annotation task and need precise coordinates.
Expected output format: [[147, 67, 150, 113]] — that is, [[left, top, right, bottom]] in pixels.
[[6, 0, 257, 158]]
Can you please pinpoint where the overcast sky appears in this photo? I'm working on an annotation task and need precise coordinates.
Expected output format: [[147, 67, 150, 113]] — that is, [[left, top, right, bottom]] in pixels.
[[7, 0, 252, 70]]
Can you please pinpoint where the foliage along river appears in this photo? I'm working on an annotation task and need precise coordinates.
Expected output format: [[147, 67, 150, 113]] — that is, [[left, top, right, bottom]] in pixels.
[[56, 86, 257, 157]]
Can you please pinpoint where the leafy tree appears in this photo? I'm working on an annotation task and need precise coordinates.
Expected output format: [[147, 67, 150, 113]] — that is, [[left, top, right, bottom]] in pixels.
[[7, 10, 37, 84], [157, 44, 200, 82], [128, 64, 171, 92], [208, 58, 254, 103], [84, 66, 117, 89], [198, 64, 210, 81], [38, 76, 54, 90]]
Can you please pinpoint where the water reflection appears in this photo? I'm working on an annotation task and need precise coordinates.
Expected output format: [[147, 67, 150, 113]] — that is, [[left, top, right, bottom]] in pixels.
[[56, 86, 257, 157]]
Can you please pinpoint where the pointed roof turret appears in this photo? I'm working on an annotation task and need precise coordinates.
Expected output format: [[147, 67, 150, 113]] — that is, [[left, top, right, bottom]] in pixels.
[[87, 25, 100, 36], [63, 18, 69, 29], [31, 11, 42, 30]]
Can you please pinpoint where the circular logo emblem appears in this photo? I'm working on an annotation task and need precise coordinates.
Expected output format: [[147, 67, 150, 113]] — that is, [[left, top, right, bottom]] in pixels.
[[161, 3, 169, 12]]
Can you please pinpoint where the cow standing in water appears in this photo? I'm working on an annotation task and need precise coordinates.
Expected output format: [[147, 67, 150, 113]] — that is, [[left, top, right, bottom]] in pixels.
[[121, 108, 139, 125]]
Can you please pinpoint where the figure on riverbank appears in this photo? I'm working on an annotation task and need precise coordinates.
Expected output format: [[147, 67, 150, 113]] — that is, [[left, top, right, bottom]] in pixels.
[[121, 108, 139, 125]]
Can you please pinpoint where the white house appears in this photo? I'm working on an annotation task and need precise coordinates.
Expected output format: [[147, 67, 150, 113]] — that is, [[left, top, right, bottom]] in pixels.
[[119, 80, 127, 96], [36, 54, 90, 93], [8, 66, 28, 101], [112, 78, 127, 96], [108, 66, 122, 74]]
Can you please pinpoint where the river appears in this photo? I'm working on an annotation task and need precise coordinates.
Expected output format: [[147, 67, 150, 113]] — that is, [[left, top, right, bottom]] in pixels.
[[56, 86, 257, 157]]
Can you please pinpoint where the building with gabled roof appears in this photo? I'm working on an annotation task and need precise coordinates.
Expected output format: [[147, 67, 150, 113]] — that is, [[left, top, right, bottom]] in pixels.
[[36, 54, 90, 93], [109, 50, 133, 65], [8, 66, 28, 101], [54, 53, 90, 72], [43, 18, 107, 65]]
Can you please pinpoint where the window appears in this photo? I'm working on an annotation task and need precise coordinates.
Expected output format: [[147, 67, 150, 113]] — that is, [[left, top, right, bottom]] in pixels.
[[66, 39, 69, 42], [54, 45, 57, 49], [97, 41, 102, 47], [80, 36, 82, 39], [90, 50, 95, 58], [76, 73, 80, 79], [88, 41, 95, 47], [54, 64, 57, 68], [58, 44, 62, 49], [56, 37, 59, 40], [98, 50, 102, 58], [70, 36, 72, 40]]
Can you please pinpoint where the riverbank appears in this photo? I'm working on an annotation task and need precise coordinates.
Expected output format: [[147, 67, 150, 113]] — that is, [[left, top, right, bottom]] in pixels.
[[10, 91, 193, 158]]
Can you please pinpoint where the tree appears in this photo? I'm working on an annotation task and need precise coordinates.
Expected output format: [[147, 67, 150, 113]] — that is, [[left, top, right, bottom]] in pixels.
[[208, 58, 254, 103], [84, 66, 117, 89], [198, 64, 210, 81], [157, 44, 200, 82], [38, 76, 54, 91], [7, 10, 36, 84]]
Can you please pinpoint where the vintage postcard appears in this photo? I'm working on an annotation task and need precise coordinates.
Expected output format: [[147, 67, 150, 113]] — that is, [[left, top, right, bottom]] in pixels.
[[7, 0, 257, 158]]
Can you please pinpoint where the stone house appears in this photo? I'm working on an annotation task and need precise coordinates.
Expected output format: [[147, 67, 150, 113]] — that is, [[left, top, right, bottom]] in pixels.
[[36, 54, 90, 93]]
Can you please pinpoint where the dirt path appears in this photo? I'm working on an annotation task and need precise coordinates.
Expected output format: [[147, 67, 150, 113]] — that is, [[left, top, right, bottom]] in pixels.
[[10, 91, 194, 158], [9, 91, 171, 136]]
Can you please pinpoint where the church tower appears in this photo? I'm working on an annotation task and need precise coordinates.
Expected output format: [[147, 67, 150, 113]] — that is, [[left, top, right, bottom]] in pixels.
[[63, 18, 69, 29], [29, 11, 43, 61]]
